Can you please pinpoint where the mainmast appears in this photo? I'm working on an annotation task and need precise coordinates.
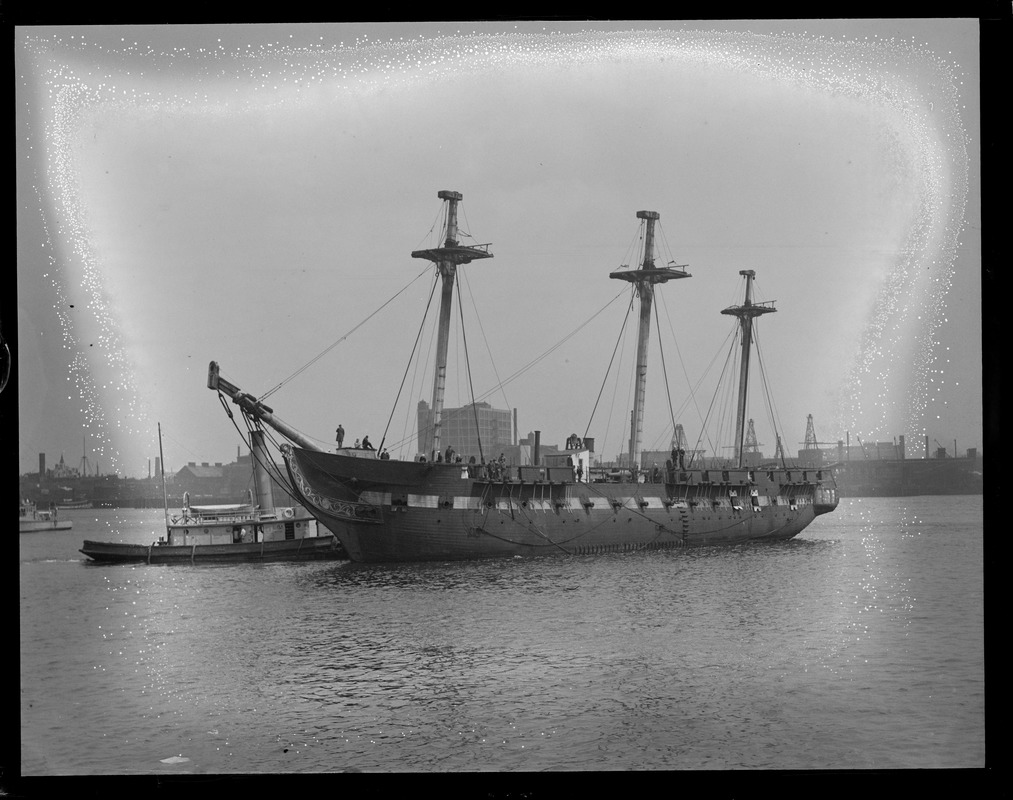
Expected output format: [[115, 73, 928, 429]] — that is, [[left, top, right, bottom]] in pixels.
[[720, 270, 776, 468], [609, 210, 690, 474], [411, 191, 493, 460]]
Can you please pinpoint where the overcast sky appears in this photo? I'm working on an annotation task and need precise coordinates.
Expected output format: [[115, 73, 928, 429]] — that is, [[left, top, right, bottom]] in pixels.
[[16, 20, 981, 477]]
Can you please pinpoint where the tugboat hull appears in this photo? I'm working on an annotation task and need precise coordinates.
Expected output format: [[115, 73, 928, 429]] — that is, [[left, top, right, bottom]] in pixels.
[[80, 534, 343, 564]]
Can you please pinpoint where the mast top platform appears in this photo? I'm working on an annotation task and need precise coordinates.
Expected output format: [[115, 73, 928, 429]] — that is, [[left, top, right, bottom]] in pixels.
[[411, 189, 493, 266], [609, 265, 691, 284], [411, 243, 494, 265], [610, 208, 690, 284], [720, 269, 776, 318]]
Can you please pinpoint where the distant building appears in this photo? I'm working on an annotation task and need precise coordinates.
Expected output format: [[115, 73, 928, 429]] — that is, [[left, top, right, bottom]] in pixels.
[[417, 400, 514, 461], [172, 461, 228, 500], [49, 453, 80, 479], [170, 453, 299, 506]]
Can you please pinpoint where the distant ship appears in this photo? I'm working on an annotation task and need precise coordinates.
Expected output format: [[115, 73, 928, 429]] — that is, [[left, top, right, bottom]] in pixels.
[[831, 438, 982, 497], [209, 190, 839, 563], [57, 499, 92, 510]]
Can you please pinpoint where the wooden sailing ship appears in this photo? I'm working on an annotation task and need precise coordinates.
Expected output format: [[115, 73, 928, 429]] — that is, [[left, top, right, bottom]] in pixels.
[[209, 190, 838, 563]]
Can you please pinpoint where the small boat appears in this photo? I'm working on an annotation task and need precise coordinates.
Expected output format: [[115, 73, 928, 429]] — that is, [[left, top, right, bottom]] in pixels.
[[20, 500, 73, 532], [80, 428, 345, 564], [57, 499, 93, 510]]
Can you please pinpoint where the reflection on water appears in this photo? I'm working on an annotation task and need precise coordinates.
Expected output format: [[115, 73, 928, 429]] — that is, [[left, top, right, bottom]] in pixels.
[[21, 498, 983, 773]]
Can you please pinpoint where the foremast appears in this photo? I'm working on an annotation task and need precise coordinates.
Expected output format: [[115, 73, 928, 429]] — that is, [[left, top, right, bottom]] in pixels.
[[411, 190, 493, 461], [720, 270, 776, 468], [609, 210, 690, 474]]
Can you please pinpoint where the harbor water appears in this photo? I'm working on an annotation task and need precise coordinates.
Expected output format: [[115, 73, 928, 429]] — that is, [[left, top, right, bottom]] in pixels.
[[20, 495, 984, 774]]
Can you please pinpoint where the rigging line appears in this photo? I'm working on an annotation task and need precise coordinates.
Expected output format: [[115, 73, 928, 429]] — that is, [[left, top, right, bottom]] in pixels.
[[457, 271, 485, 465], [658, 288, 713, 435], [241, 420, 293, 499], [459, 268, 510, 414], [753, 327, 794, 469], [580, 481, 682, 541], [600, 294, 633, 462], [654, 296, 679, 447], [246, 409, 362, 498], [504, 503, 573, 555], [622, 219, 647, 271], [258, 266, 431, 402], [469, 287, 629, 406], [379, 271, 441, 454], [416, 203, 448, 250], [398, 283, 439, 456], [688, 326, 739, 468], [390, 276, 441, 454], [659, 288, 737, 460], [752, 325, 775, 444], [391, 280, 449, 456], [583, 291, 636, 443], [222, 408, 299, 505], [389, 289, 445, 456]]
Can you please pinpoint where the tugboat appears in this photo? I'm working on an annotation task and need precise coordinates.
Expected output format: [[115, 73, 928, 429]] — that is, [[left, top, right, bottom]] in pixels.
[[209, 190, 838, 563], [80, 429, 344, 564]]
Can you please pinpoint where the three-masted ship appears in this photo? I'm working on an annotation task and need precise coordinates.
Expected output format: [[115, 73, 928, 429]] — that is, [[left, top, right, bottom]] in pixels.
[[209, 190, 838, 562]]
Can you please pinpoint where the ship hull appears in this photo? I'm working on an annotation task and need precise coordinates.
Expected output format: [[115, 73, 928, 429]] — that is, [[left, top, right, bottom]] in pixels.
[[20, 519, 73, 533], [79, 535, 344, 564], [284, 447, 838, 563]]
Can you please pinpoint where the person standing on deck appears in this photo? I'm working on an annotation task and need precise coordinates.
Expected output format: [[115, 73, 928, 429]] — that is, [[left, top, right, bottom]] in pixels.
[[336, 424, 345, 449]]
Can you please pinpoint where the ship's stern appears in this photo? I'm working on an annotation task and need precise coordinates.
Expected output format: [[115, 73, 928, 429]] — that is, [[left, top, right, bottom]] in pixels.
[[813, 476, 840, 516]]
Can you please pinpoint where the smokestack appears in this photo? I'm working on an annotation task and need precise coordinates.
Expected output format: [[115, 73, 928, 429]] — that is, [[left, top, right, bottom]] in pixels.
[[533, 431, 541, 466], [39, 453, 46, 478], [899, 435, 905, 460], [513, 408, 518, 446]]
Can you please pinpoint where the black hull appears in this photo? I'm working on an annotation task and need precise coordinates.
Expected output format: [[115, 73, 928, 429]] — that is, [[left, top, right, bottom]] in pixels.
[[284, 447, 839, 563], [80, 535, 345, 564]]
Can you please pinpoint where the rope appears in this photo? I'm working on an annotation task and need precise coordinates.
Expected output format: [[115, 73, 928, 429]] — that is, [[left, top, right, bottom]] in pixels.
[[582, 292, 635, 443], [379, 272, 440, 453], [457, 272, 485, 465], [654, 299, 678, 447], [258, 266, 431, 402]]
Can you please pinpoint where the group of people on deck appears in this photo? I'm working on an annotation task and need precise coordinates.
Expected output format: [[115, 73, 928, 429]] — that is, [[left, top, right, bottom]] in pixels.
[[335, 425, 388, 459], [334, 423, 689, 481]]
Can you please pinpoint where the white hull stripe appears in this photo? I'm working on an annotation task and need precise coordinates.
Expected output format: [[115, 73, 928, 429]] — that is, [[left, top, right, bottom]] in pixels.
[[390, 494, 806, 510], [397, 495, 680, 510], [407, 494, 438, 508]]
